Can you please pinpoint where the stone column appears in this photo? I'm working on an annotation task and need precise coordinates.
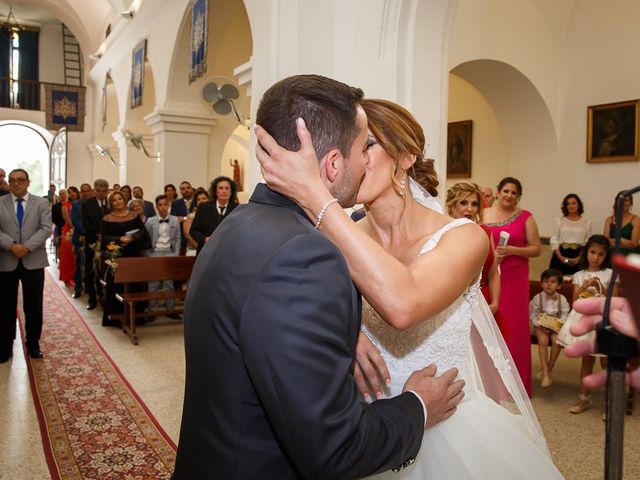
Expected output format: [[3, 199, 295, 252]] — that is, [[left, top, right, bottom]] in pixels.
[[144, 109, 216, 194]]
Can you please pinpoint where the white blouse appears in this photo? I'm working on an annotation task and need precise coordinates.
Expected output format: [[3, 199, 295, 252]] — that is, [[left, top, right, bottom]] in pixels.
[[550, 216, 592, 250], [529, 292, 571, 326]]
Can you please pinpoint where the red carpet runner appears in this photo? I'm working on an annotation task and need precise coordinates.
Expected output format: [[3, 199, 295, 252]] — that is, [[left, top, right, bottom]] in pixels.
[[19, 271, 176, 479]]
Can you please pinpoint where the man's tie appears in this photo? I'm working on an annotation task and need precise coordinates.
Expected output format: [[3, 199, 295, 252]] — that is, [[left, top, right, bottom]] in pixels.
[[16, 198, 24, 242], [159, 219, 169, 224], [100, 200, 108, 214], [219, 206, 225, 215]]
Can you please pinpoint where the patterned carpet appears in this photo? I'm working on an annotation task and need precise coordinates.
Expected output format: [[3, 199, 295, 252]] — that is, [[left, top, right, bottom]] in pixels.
[[18, 271, 176, 479]]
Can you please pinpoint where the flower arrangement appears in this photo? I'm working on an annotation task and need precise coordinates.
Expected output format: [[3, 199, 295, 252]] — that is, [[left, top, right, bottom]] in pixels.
[[104, 241, 122, 271]]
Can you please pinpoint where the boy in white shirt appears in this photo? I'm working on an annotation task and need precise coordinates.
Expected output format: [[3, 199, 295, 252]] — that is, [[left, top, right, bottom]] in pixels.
[[145, 195, 181, 319], [529, 268, 570, 388]]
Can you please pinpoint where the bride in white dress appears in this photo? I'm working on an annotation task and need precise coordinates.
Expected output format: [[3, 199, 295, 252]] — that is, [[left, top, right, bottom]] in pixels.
[[256, 98, 563, 479]]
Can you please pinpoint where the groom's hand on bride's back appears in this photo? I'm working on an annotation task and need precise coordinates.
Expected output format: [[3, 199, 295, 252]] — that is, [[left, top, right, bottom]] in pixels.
[[403, 365, 464, 429]]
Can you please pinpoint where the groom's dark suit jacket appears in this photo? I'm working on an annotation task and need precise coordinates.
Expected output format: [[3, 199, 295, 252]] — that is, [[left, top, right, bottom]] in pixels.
[[172, 184, 423, 479]]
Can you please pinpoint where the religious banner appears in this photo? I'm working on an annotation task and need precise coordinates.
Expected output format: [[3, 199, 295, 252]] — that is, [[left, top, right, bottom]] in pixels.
[[189, 0, 208, 83], [43, 83, 86, 132], [101, 71, 110, 131], [131, 39, 147, 109]]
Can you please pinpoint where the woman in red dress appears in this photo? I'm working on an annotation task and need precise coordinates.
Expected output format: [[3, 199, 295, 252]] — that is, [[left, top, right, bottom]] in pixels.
[[58, 187, 78, 286], [446, 183, 507, 339]]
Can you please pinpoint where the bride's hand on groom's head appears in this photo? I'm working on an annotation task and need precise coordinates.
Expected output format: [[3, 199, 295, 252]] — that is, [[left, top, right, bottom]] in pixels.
[[254, 120, 326, 210], [403, 366, 465, 429], [354, 332, 390, 402]]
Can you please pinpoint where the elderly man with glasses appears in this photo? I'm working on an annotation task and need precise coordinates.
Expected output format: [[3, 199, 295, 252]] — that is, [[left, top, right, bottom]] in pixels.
[[0, 169, 52, 362]]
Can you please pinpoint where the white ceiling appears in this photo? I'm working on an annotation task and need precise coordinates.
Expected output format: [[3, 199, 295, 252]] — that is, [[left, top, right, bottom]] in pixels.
[[0, 1, 61, 25]]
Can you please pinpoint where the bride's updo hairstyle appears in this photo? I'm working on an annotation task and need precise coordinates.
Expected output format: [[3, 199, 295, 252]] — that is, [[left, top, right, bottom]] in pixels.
[[360, 99, 439, 197], [446, 182, 484, 224]]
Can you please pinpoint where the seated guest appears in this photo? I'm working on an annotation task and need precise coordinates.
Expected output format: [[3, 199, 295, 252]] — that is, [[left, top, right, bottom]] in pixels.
[[145, 195, 181, 319], [189, 176, 239, 254], [132, 185, 156, 218], [100, 191, 150, 327], [529, 269, 570, 388], [129, 199, 148, 224], [183, 189, 209, 256], [549, 193, 592, 275], [120, 184, 132, 203], [604, 191, 640, 256], [164, 183, 177, 203]]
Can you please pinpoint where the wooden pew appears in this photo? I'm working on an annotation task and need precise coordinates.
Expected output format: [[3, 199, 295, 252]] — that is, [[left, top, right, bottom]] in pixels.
[[113, 256, 196, 345]]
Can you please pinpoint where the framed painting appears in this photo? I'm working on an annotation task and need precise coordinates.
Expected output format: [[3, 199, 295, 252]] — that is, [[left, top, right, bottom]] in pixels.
[[447, 120, 473, 178], [587, 99, 639, 163]]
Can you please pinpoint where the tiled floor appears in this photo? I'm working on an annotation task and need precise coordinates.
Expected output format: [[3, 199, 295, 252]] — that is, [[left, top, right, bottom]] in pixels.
[[1, 264, 639, 479], [0, 266, 186, 479]]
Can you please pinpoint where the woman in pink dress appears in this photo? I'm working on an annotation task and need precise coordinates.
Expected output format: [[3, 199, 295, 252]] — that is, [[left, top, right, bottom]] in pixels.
[[483, 177, 541, 396]]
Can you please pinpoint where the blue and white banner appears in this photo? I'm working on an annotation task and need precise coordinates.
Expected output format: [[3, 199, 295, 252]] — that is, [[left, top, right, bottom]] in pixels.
[[44, 83, 85, 132], [131, 39, 147, 109], [189, 0, 208, 83]]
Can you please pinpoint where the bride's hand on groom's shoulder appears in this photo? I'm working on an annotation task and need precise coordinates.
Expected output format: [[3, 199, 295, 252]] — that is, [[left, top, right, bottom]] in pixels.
[[354, 333, 390, 402], [403, 366, 465, 429]]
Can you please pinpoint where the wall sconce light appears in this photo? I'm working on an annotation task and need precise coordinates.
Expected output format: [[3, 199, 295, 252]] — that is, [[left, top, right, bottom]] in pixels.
[[120, 10, 134, 19], [122, 130, 161, 160], [89, 53, 102, 61], [94, 144, 116, 165]]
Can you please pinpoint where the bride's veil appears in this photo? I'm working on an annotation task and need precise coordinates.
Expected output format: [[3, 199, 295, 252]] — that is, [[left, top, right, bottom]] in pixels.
[[409, 176, 552, 458]]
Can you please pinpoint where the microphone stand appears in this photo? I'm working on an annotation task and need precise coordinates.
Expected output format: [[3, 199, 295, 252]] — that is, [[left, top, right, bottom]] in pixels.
[[596, 187, 640, 480]]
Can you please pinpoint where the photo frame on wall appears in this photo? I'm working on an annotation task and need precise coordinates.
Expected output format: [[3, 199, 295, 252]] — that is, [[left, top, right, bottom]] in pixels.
[[447, 120, 473, 178], [587, 99, 639, 163], [131, 39, 147, 109]]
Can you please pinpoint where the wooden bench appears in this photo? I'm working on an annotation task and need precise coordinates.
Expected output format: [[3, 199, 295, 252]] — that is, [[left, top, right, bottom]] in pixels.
[[113, 256, 196, 345]]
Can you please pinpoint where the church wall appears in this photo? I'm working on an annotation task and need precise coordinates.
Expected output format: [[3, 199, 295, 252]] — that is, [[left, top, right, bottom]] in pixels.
[[557, 0, 640, 234], [445, 74, 508, 195], [39, 24, 65, 85], [446, 0, 640, 243]]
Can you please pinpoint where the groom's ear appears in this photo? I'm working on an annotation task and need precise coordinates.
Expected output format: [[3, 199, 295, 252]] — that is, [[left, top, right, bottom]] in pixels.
[[319, 148, 343, 185]]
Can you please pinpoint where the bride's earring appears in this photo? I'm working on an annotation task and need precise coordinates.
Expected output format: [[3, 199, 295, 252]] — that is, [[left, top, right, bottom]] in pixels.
[[399, 171, 407, 196]]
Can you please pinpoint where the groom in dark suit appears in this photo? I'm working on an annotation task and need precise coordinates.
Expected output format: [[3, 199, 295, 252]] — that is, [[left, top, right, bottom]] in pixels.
[[173, 75, 462, 479]]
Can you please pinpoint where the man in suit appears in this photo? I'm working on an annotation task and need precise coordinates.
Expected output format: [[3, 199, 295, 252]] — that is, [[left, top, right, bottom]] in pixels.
[[0, 169, 52, 362], [171, 181, 195, 255], [172, 75, 463, 479], [145, 194, 181, 319], [81, 178, 110, 310], [132, 185, 156, 218], [70, 183, 93, 298], [188, 176, 238, 254]]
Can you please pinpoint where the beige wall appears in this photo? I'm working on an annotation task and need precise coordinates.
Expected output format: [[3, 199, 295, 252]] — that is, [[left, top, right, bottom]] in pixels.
[[39, 24, 65, 85], [446, 0, 640, 242], [446, 74, 508, 194]]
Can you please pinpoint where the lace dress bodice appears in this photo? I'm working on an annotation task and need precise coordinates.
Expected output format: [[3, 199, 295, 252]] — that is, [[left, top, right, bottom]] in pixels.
[[362, 218, 480, 395]]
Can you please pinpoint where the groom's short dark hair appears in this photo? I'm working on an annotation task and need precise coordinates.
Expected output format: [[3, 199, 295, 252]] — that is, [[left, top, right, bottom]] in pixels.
[[256, 74, 364, 160]]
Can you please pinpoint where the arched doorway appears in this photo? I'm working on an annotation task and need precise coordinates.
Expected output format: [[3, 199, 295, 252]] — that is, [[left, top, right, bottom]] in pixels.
[[0, 121, 54, 195]]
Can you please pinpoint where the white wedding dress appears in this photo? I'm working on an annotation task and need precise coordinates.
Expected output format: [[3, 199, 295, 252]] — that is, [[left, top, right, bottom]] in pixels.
[[363, 218, 563, 479]]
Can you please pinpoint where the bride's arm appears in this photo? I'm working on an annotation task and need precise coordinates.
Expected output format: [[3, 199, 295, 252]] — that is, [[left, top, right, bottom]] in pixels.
[[256, 122, 488, 330]]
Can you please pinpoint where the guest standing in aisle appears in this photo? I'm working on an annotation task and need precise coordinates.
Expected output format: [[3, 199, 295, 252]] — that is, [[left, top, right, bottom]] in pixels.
[[0, 169, 52, 362]]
